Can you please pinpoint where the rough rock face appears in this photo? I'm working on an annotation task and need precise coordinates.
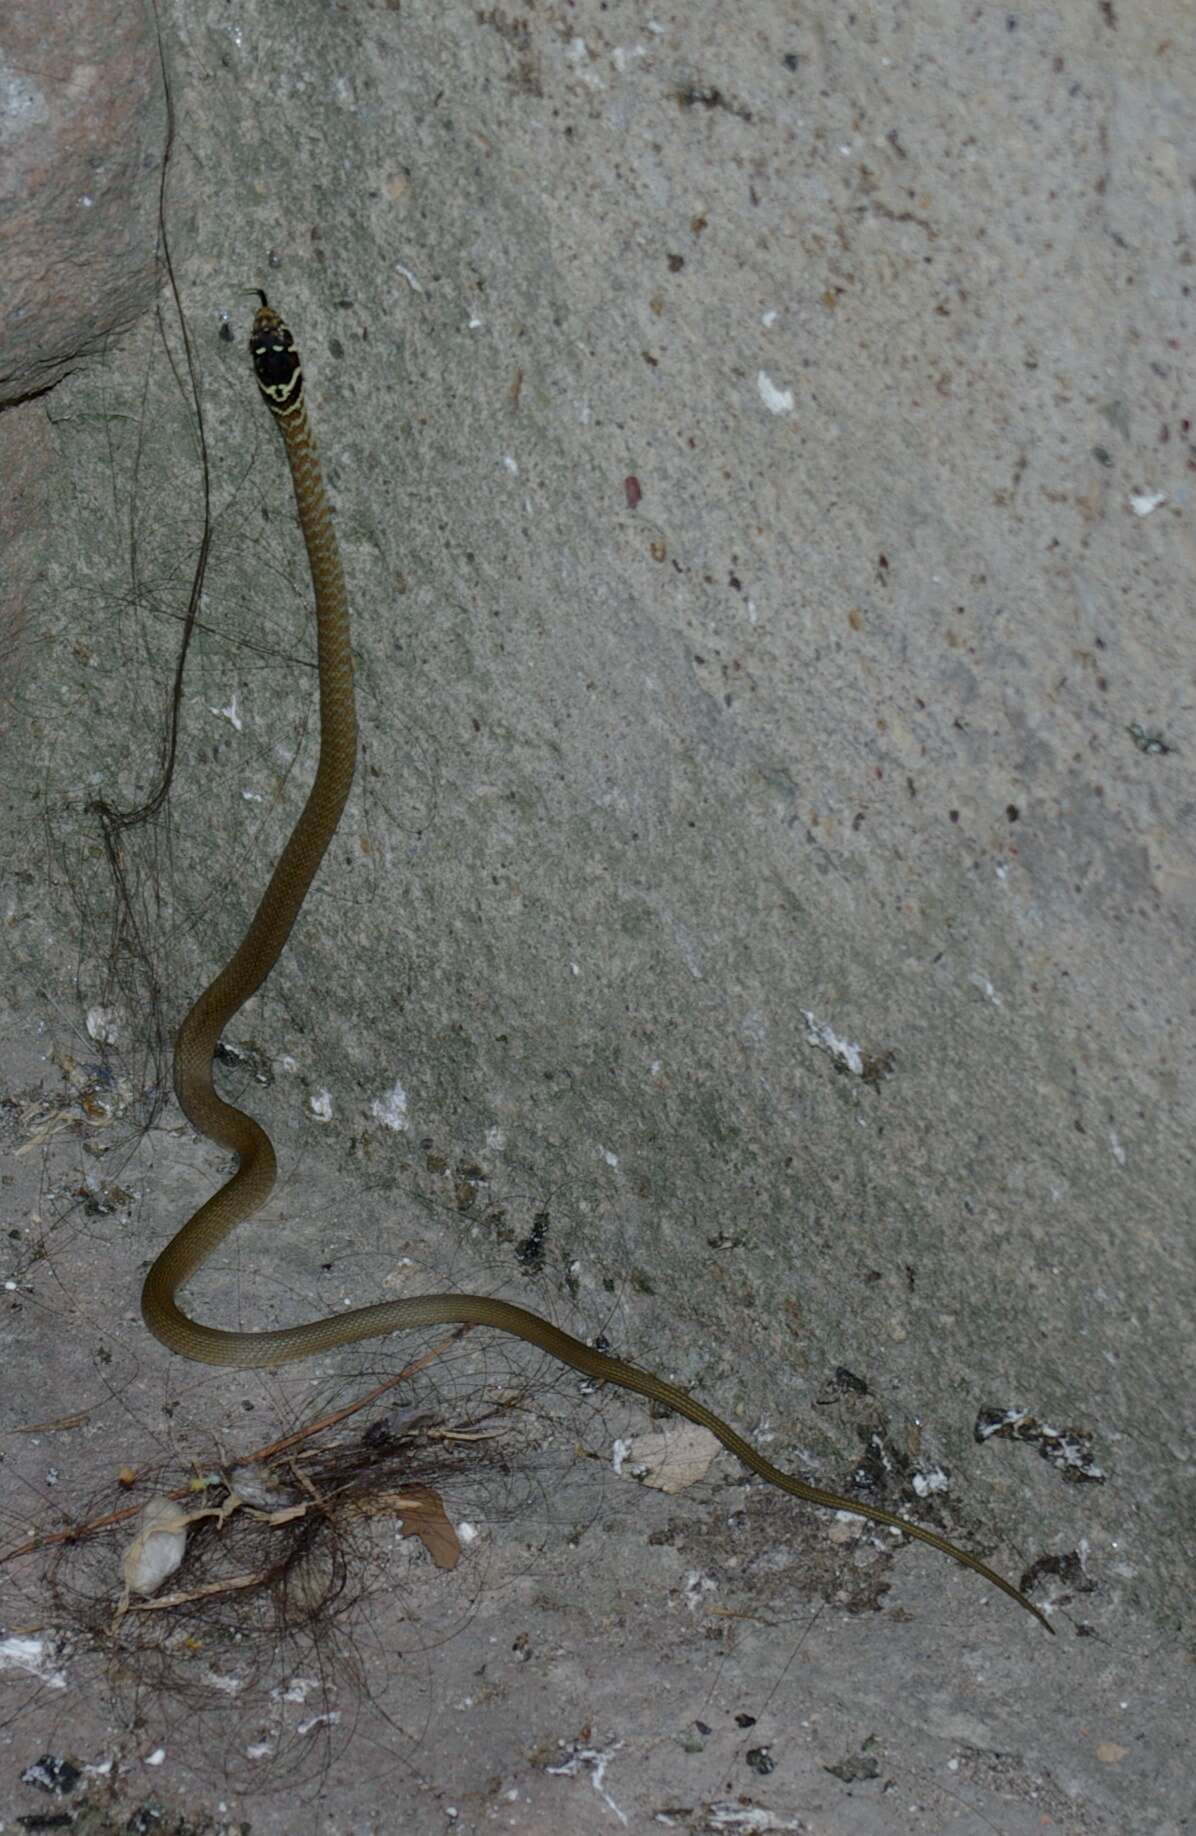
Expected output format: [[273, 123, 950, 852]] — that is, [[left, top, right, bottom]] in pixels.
[[0, 1, 163, 405], [0, 0, 163, 710]]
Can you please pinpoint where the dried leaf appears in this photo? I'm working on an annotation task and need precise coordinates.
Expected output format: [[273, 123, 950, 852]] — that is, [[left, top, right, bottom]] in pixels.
[[390, 1485, 461, 1569]]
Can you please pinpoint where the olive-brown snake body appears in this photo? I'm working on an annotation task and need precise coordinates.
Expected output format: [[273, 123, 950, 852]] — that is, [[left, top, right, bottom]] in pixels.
[[142, 299, 1051, 1634]]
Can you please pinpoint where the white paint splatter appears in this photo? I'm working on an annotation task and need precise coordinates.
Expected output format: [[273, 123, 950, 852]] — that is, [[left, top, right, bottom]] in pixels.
[[708, 1802, 803, 1830], [968, 971, 1002, 1006], [1129, 490, 1166, 516], [297, 1712, 340, 1736], [1110, 1132, 1126, 1166], [546, 1742, 628, 1826], [309, 1089, 333, 1122], [370, 1079, 409, 1131], [802, 1012, 863, 1076], [757, 370, 794, 414], [211, 695, 242, 730]]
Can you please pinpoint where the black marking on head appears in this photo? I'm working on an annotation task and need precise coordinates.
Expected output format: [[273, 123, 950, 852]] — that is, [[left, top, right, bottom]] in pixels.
[[249, 303, 304, 415]]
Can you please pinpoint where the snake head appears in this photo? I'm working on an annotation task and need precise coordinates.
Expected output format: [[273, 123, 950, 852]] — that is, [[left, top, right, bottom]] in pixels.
[[250, 302, 304, 416]]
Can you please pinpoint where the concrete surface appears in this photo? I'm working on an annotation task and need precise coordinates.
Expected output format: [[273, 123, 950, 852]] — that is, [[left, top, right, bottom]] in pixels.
[[2, 2, 1193, 1831]]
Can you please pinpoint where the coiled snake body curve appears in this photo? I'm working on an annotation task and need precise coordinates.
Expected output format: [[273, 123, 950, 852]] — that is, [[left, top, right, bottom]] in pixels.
[[142, 298, 1051, 1634]]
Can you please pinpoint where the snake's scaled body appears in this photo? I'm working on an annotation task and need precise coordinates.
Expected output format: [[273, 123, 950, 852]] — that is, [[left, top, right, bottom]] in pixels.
[[142, 298, 1051, 1634]]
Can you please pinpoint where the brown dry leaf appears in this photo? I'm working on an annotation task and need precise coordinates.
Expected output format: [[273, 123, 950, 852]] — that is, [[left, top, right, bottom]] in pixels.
[[357, 1485, 461, 1569]]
